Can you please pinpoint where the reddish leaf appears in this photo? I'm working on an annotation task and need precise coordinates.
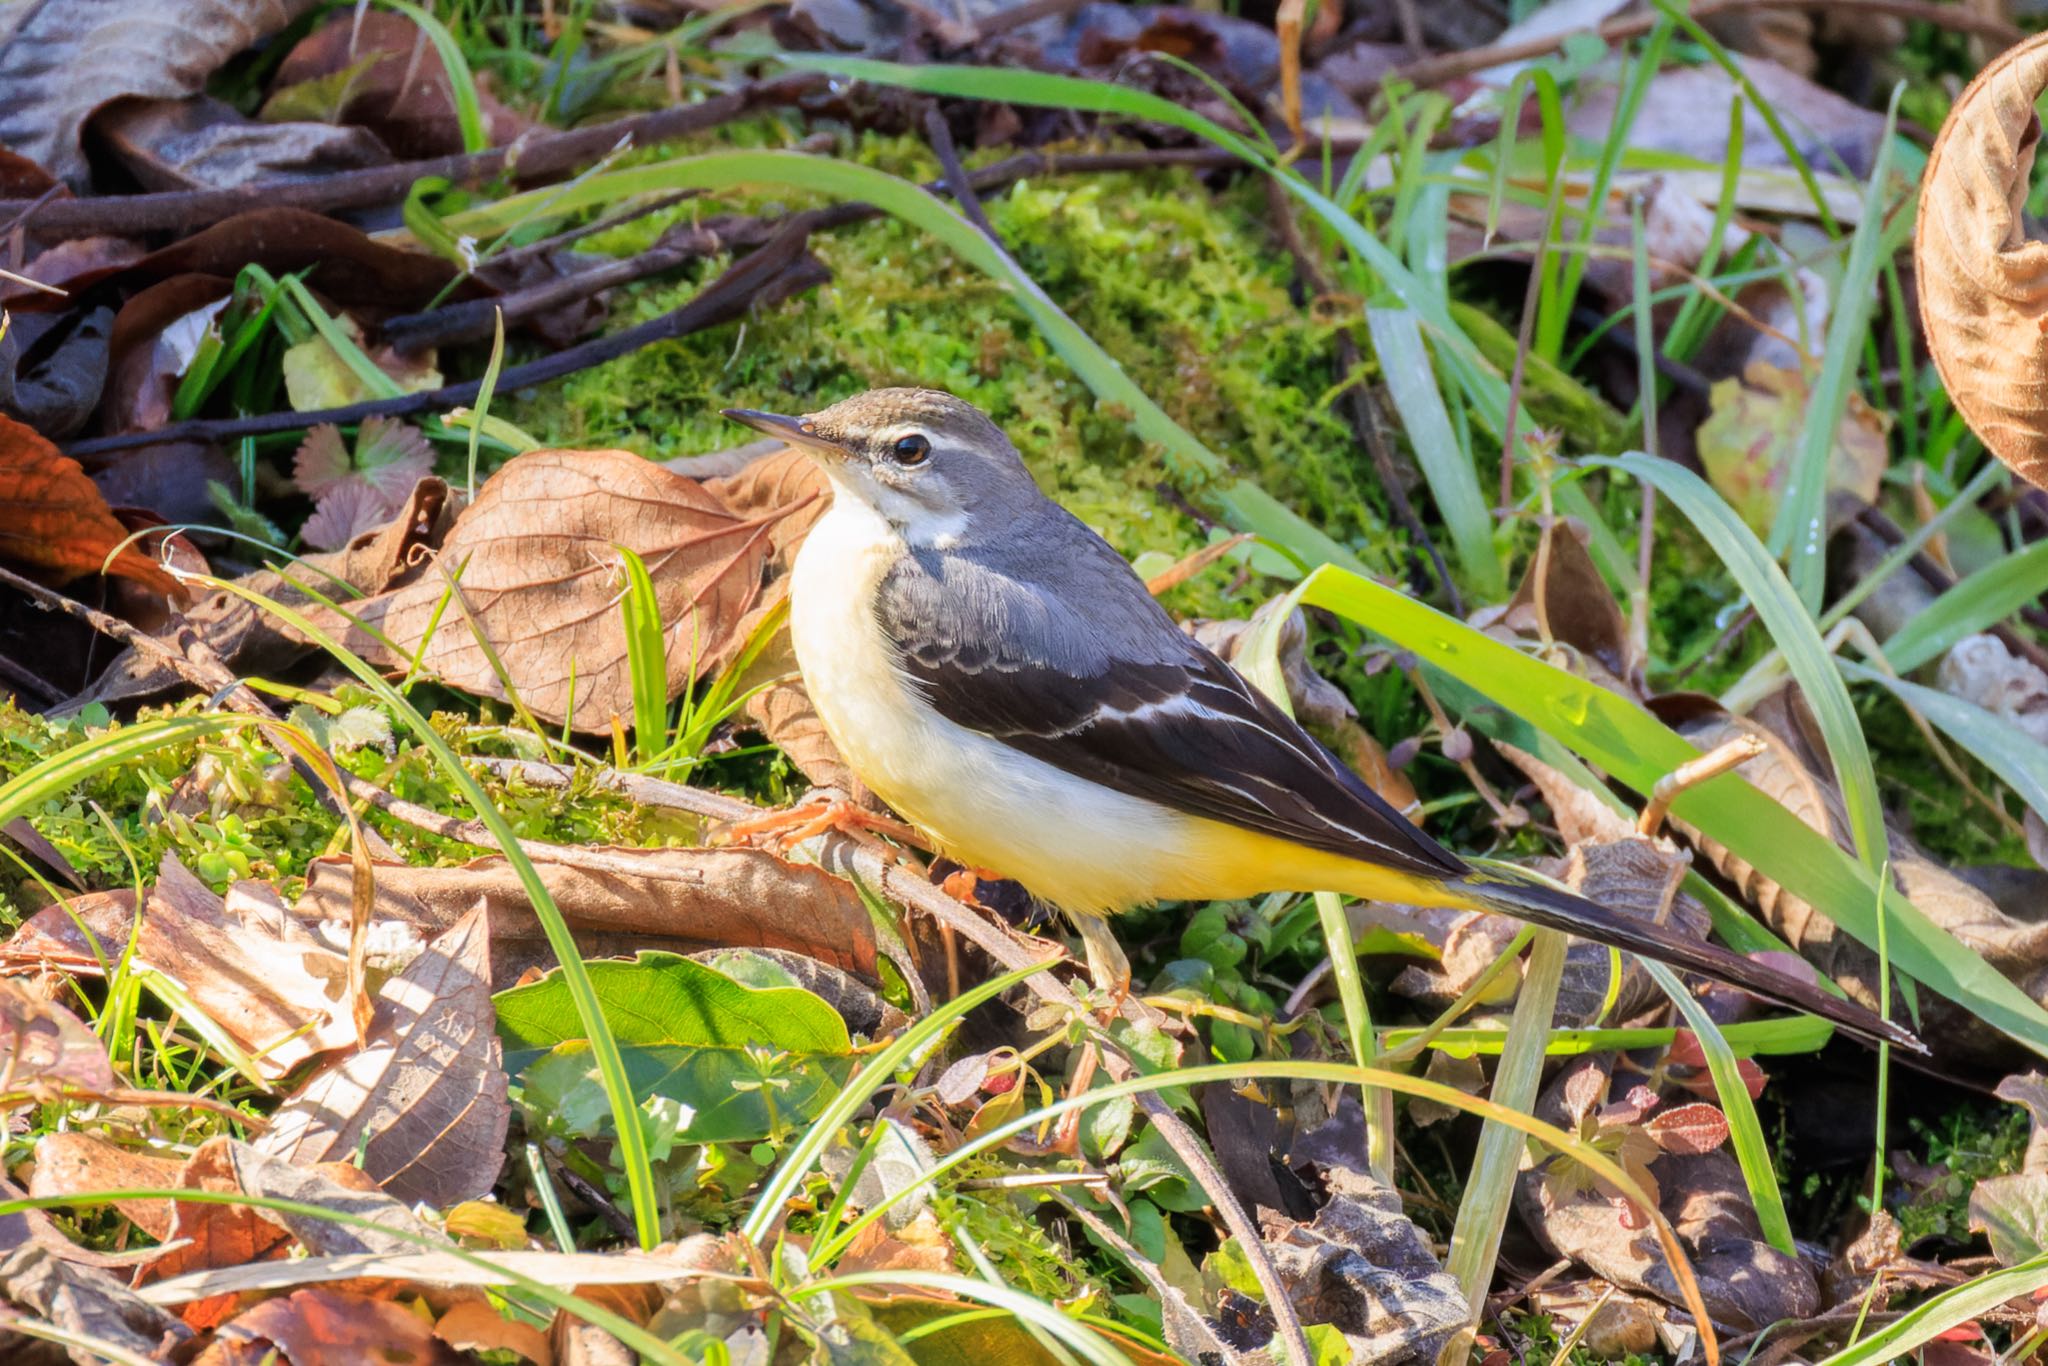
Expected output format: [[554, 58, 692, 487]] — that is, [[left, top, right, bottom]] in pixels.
[[0, 412, 179, 594], [1645, 1103, 1732, 1156], [195, 1286, 460, 1366]]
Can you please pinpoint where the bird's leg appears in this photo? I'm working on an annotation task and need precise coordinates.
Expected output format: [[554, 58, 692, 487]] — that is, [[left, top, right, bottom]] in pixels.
[[726, 792, 925, 856], [1073, 916, 1132, 1008]]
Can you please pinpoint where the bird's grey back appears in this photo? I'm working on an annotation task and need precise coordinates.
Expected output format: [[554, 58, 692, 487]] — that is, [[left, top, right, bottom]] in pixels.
[[875, 498, 1193, 678]]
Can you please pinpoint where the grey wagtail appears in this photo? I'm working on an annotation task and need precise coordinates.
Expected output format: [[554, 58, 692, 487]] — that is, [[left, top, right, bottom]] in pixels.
[[724, 389, 1916, 1051]]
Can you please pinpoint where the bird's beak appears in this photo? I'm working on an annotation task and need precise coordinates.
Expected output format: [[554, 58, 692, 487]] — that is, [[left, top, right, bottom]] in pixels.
[[721, 408, 844, 456]]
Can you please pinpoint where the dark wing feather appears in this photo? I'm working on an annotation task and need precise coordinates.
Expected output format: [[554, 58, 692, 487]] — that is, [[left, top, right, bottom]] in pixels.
[[875, 530, 1464, 881]]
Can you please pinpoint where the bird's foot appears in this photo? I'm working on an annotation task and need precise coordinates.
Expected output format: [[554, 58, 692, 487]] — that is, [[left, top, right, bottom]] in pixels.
[[938, 866, 1006, 907], [726, 794, 923, 856]]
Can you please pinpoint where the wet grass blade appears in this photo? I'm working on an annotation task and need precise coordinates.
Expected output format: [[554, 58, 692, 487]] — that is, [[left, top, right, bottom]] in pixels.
[[1881, 539, 2048, 673], [616, 546, 670, 767], [1286, 563, 2048, 1056], [1841, 661, 2048, 822]]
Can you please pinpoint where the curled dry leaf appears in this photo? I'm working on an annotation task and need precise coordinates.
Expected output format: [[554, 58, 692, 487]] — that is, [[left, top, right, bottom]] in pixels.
[[91, 93, 390, 193], [0, 1198, 190, 1364], [1917, 31, 2048, 490], [259, 902, 509, 1210], [0, 0, 323, 187], [296, 843, 888, 987], [0, 977, 116, 1099], [304, 449, 786, 731], [194, 1286, 462, 1366], [8, 856, 356, 1079], [0, 412, 181, 596]]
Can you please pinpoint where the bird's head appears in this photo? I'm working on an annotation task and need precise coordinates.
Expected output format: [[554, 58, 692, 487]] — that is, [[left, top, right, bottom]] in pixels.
[[723, 388, 1035, 547]]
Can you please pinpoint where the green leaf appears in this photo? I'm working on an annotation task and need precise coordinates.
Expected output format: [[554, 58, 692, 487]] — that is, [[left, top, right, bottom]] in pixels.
[[495, 953, 855, 1144], [1842, 661, 2048, 823], [1882, 539, 2048, 673]]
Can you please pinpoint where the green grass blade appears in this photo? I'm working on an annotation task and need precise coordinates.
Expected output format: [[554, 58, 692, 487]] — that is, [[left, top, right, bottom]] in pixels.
[[1640, 960, 1795, 1252], [1841, 661, 2048, 822], [375, 0, 489, 154], [1882, 539, 2048, 673], [1379, 1014, 1834, 1058], [1598, 453, 1886, 876], [615, 546, 670, 768], [1366, 307, 1502, 597], [1815, 1250, 2048, 1365], [794, 1272, 1134, 1366], [1769, 87, 1908, 610], [1286, 563, 2048, 1055], [0, 716, 258, 823], [1445, 930, 1566, 1316]]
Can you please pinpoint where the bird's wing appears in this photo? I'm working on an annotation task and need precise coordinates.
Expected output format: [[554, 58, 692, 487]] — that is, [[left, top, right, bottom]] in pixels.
[[874, 538, 1464, 881]]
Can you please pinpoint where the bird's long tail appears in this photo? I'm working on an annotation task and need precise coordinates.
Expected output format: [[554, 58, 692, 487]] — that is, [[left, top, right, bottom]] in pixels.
[[1447, 871, 1923, 1053]]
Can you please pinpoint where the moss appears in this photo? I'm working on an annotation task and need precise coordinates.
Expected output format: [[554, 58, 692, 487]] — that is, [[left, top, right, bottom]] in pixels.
[[507, 130, 1391, 587]]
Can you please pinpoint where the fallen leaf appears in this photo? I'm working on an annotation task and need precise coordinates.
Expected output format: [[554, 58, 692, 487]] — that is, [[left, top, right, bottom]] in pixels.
[[1696, 361, 1888, 537], [434, 1298, 553, 1365], [28, 1134, 182, 1239], [131, 1138, 298, 1331], [0, 0, 323, 187], [125, 207, 462, 310], [0, 412, 180, 594], [1917, 31, 2048, 491], [0, 303, 114, 438], [268, 11, 531, 158], [304, 449, 786, 731], [0, 1196, 189, 1363], [296, 844, 886, 986], [259, 903, 508, 1209], [90, 92, 390, 192], [1470, 515, 1632, 693], [193, 1286, 460, 1366], [66, 476, 451, 711], [0, 977, 117, 1099], [703, 444, 829, 576], [1644, 1103, 1731, 1156]]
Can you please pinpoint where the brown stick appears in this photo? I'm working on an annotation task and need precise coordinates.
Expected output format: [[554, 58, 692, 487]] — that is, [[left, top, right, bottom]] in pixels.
[[0, 75, 828, 238], [1388, 0, 2019, 91], [64, 220, 828, 458]]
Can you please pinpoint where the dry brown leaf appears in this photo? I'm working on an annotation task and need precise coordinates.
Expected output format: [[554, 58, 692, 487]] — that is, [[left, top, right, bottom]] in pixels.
[[296, 845, 884, 985], [28, 1134, 181, 1239], [703, 444, 829, 576], [0, 977, 116, 1098], [304, 449, 784, 731], [259, 902, 508, 1209], [435, 1299, 554, 1364], [193, 1285, 461, 1366], [131, 1137, 297, 1332], [0, 1195, 190, 1364], [1472, 516, 1633, 693], [1917, 31, 2048, 490], [145, 855, 357, 1079], [0, 0, 322, 187], [0, 412, 180, 595]]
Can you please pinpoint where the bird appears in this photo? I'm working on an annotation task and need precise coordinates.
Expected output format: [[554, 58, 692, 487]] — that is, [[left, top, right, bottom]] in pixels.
[[722, 388, 1918, 1052]]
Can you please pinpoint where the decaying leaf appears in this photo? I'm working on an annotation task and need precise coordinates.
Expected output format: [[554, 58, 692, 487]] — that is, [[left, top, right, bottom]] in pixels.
[[1518, 1062, 1819, 1330], [304, 449, 786, 731], [1917, 31, 2048, 490], [1696, 360, 1888, 536], [1969, 1073, 2048, 1265], [0, 412, 181, 595], [29, 1134, 182, 1239], [193, 1286, 461, 1366], [1471, 515, 1633, 693], [0, 0, 323, 187], [296, 844, 887, 986], [0, 977, 117, 1100], [703, 444, 830, 576], [259, 903, 509, 1210], [10, 856, 357, 1080], [0, 1197, 190, 1364], [90, 92, 392, 192]]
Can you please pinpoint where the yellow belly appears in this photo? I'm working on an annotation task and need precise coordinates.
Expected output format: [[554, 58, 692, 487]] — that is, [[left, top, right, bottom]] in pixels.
[[788, 496, 1469, 917]]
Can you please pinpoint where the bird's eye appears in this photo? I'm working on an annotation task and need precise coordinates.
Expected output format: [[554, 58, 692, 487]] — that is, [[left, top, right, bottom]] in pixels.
[[890, 434, 931, 466]]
